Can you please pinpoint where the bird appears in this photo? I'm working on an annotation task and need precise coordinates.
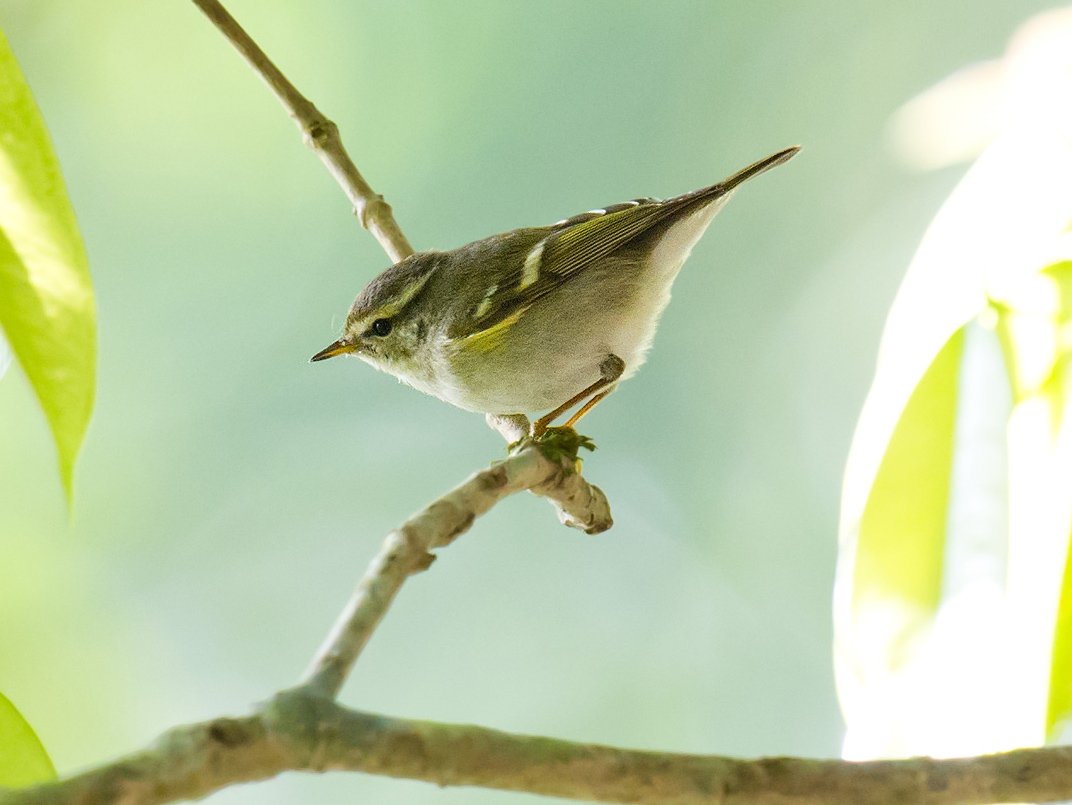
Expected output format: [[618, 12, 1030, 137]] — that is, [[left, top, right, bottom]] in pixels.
[[311, 145, 799, 437]]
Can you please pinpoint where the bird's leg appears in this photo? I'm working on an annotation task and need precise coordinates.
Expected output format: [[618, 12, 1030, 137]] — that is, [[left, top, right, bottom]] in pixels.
[[531, 354, 625, 437], [564, 388, 613, 429]]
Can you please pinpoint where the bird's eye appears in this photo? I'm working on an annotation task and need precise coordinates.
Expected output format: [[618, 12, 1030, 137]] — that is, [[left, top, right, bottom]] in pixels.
[[370, 318, 393, 337]]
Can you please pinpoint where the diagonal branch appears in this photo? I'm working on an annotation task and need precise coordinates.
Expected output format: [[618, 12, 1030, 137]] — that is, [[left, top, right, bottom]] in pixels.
[[7, 6, 1067, 805], [190, 0, 413, 262], [300, 439, 612, 698], [189, 0, 615, 709], [7, 689, 1072, 805]]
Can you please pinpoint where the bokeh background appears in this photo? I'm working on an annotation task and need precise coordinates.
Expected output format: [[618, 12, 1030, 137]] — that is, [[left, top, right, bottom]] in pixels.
[[0, 2, 1055, 802]]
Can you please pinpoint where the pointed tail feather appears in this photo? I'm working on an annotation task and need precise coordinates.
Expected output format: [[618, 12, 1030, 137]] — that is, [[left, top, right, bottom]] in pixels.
[[722, 145, 801, 191]]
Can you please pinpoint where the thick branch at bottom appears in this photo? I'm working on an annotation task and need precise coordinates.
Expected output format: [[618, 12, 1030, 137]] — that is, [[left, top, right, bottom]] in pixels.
[[5, 689, 1072, 805]]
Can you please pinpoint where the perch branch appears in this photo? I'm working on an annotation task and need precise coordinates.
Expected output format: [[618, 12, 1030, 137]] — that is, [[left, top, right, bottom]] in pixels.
[[189, 0, 615, 706], [189, 0, 413, 262], [5, 5, 1066, 805], [300, 439, 612, 698], [7, 689, 1072, 805]]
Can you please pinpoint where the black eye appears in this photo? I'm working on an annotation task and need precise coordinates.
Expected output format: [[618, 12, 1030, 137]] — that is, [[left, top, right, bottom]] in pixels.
[[370, 318, 393, 337]]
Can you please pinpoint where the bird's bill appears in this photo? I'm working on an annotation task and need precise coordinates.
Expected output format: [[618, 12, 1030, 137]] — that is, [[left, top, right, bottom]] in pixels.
[[310, 338, 357, 362]]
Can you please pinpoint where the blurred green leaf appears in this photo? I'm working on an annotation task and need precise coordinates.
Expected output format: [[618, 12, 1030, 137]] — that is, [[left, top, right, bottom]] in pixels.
[[0, 690, 55, 787], [838, 63, 1072, 755], [1050, 521, 1072, 739], [1003, 260, 1072, 741], [840, 326, 962, 711], [0, 26, 96, 503], [992, 261, 1072, 408], [0, 326, 11, 381], [853, 327, 962, 630]]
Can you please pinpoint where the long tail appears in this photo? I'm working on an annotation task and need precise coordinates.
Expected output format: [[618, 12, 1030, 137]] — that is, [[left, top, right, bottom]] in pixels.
[[656, 144, 800, 221], [722, 145, 801, 192]]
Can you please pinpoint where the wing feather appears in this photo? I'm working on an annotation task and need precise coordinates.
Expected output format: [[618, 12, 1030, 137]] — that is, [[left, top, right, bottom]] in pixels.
[[450, 146, 800, 344], [452, 188, 724, 343]]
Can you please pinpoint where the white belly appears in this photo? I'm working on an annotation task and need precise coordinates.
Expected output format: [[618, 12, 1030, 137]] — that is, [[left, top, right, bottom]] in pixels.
[[421, 193, 731, 415]]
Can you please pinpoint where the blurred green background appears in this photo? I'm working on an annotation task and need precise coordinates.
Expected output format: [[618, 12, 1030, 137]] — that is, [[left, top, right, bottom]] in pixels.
[[0, 1, 1053, 802]]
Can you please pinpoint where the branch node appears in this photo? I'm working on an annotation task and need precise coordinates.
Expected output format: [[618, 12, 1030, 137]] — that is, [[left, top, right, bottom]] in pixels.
[[356, 194, 391, 232], [485, 412, 530, 442], [189, 0, 413, 263], [512, 427, 596, 467], [411, 550, 437, 573], [302, 115, 338, 150], [207, 718, 255, 748]]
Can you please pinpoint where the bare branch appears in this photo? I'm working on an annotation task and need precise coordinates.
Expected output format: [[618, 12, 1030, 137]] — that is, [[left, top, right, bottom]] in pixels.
[[42, 8, 1036, 805], [7, 690, 1072, 805], [300, 441, 612, 698], [189, 0, 413, 262]]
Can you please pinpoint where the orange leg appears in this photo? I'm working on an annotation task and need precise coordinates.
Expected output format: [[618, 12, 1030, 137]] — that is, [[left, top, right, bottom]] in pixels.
[[564, 388, 613, 428], [532, 354, 624, 437]]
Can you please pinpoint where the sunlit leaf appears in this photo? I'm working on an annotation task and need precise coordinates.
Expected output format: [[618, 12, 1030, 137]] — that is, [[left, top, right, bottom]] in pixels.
[[0, 326, 11, 382], [836, 328, 963, 759], [852, 327, 961, 635], [0, 26, 96, 503], [837, 70, 1072, 757], [0, 690, 55, 787], [1050, 520, 1072, 740], [1011, 259, 1072, 741]]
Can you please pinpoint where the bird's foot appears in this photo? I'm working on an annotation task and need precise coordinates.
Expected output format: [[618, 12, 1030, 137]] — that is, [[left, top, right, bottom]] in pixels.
[[508, 425, 596, 471]]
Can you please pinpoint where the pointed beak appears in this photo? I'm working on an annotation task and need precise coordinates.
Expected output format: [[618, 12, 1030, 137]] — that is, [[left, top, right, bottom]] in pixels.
[[310, 337, 358, 362]]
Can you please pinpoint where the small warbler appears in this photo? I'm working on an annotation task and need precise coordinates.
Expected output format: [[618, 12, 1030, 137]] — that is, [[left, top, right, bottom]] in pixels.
[[312, 146, 799, 436]]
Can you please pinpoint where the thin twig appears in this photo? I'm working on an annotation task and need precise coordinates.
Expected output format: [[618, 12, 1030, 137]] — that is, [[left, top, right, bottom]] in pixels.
[[300, 441, 612, 698], [188, 0, 616, 707], [10, 7, 1063, 803], [7, 689, 1072, 805], [189, 0, 414, 262]]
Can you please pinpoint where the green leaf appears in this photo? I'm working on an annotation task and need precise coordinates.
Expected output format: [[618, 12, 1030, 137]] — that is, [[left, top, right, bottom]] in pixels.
[[1012, 260, 1072, 741], [1050, 523, 1072, 739], [843, 327, 962, 673], [0, 326, 11, 381], [854, 328, 962, 615], [837, 118, 1072, 758], [0, 690, 55, 787], [0, 26, 96, 503]]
